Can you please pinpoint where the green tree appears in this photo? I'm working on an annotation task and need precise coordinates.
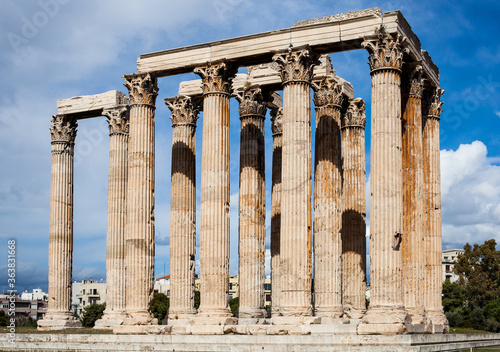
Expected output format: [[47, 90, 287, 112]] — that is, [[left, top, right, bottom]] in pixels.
[[229, 297, 239, 317], [150, 292, 169, 324], [0, 311, 8, 326], [442, 279, 465, 313], [80, 303, 105, 328], [194, 290, 200, 310], [454, 239, 500, 309]]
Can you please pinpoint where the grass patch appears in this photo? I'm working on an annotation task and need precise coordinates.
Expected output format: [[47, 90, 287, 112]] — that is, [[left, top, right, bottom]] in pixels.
[[449, 327, 494, 334]]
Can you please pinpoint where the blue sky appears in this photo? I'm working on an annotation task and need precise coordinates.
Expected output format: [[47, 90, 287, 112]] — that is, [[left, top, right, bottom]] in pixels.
[[0, 0, 499, 292]]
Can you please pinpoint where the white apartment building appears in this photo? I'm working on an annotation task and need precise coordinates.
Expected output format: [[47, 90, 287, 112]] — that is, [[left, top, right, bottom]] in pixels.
[[442, 249, 465, 283]]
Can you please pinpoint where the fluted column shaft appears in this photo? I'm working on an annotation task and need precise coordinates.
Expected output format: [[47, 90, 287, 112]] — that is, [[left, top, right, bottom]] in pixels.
[[166, 97, 199, 320], [237, 88, 267, 319], [341, 98, 367, 320], [402, 66, 425, 324], [270, 108, 283, 316], [423, 88, 449, 331], [312, 76, 343, 318], [95, 106, 129, 328], [46, 114, 78, 319], [358, 34, 409, 334], [195, 62, 236, 317], [273, 47, 318, 317], [123, 73, 158, 324]]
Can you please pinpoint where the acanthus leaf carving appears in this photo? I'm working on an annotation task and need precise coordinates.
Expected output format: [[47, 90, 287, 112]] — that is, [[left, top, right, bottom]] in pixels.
[[272, 46, 320, 84], [270, 107, 283, 135], [235, 87, 267, 118], [103, 105, 129, 135], [166, 96, 200, 127], [342, 98, 366, 129], [312, 75, 344, 108], [50, 114, 78, 143], [403, 64, 424, 98], [424, 87, 445, 119], [194, 62, 237, 94], [361, 33, 407, 72], [123, 73, 158, 106]]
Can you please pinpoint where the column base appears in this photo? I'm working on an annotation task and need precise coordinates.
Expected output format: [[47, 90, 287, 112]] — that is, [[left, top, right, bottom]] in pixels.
[[93, 311, 127, 329], [314, 306, 344, 320], [113, 325, 171, 335], [121, 310, 158, 326], [191, 316, 238, 326], [238, 317, 269, 325], [168, 308, 197, 324], [271, 316, 320, 325], [357, 306, 410, 335], [37, 312, 81, 331], [279, 305, 313, 317], [343, 305, 366, 319], [238, 307, 267, 319], [427, 309, 449, 334], [405, 308, 432, 334]]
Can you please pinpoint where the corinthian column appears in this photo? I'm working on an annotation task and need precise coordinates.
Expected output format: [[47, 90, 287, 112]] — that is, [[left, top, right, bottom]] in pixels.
[[401, 65, 427, 330], [95, 105, 129, 329], [272, 46, 319, 321], [423, 88, 449, 333], [194, 62, 237, 323], [165, 96, 199, 323], [38, 115, 81, 331], [312, 75, 343, 321], [270, 108, 283, 317], [122, 73, 158, 326], [236, 88, 267, 321], [341, 98, 367, 320], [358, 34, 410, 335]]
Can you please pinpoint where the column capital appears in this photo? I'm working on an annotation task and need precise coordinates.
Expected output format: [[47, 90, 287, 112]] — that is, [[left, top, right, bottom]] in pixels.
[[123, 73, 158, 106], [50, 114, 77, 144], [103, 105, 129, 136], [342, 98, 366, 129], [270, 107, 283, 136], [403, 64, 424, 98], [272, 46, 320, 85], [166, 96, 200, 127], [194, 61, 237, 95], [424, 87, 445, 120], [235, 87, 267, 118], [312, 75, 343, 108], [362, 34, 408, 73]]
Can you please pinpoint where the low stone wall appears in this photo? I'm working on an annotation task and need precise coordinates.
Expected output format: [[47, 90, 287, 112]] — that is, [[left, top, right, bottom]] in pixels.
[[2, 333, 500, 352]]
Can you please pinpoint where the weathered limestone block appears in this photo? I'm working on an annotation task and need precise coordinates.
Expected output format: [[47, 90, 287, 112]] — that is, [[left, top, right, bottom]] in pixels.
[[166, 96, 200, 322], [423, 88, 449, 333], [95, 105, 129, 329], [38, 114, 81, 331], [271, 46, 319, 320], [121, 73, 158, 327], [236, 88, 267, 320], [357, 34, 410, 335], [312, 73, 343, 320], [195, 62, 237, 322], [57, 90, 128, 119], [341, 98, 367, 320]]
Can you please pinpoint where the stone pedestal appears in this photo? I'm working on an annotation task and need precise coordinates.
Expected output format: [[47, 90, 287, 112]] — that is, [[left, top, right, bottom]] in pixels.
[[357, 34, 410, 335], [95, 105, 129, 329], [423, 88, 449, 333], [194, 62, 237, 323], [401, 65, 427, 331], [341, 98, 367, 320], [236, 88, 267, 320], [272, 46, 318, 320], [312, 75, 343, 320], [270, 108, 283, 317], [121, 73, 158, 327], [38, 114, 81, 331], [166, 97, 200, 323]]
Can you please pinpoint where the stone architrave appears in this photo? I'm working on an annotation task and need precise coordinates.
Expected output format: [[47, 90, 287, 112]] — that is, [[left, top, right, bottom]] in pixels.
[[166, 96, 199, 323], [341, 98, 367, 320], [194, 62, 238, 323], [38, 114, 81, 331], [271, 46, 319, 322], [401, 64, 427, 331], [121, 73, 158, 326], [423, 88, 449, 333], [236, 88, 267, 322], [94, 105, 130, 329], [312, 74, 343, 321], [270, 107, 283, 317], [357, 34, 410, 335]]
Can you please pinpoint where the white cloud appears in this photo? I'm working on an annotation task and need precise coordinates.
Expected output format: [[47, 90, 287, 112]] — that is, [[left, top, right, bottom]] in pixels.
[[441, 141, 500, 248], [495, 111, 500, 118]]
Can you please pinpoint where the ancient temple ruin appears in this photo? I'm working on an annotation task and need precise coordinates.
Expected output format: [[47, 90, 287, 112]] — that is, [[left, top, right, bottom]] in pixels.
[[38, 8, 448, 336]]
